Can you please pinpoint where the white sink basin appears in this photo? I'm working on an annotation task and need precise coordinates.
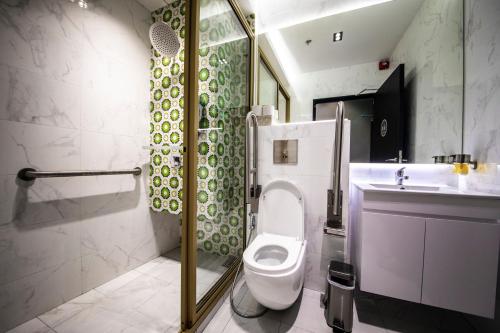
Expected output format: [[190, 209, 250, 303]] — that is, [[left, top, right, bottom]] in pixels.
[[369, 183, 441, 192]]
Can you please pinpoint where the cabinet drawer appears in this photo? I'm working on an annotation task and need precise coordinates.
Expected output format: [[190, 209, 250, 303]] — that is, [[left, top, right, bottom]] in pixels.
[[360, 212, 425, 303], [422, 218, 499, 318]]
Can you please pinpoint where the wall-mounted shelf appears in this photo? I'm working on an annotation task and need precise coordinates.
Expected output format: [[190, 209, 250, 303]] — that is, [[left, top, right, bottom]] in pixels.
[[197, 127, 223, 132], [143, 145, 183, 151]]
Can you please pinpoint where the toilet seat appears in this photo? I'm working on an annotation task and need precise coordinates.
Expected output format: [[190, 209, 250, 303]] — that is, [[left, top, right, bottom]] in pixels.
[[243, 233, 304, 275]]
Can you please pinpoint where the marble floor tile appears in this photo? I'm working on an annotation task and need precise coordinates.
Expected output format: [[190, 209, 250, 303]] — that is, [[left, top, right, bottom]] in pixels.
[[277, 324, 314, 333], [202, 286, 390, 333], [95, 269, 142, 296], [278, 289, 332, 333], [5, 318, 54, 333], [203, 302, 232, 333], [138, 257, 181, 285], [38, 290, 104, 328], [222, 314, 281, 333], [8, 247, 236, 333]]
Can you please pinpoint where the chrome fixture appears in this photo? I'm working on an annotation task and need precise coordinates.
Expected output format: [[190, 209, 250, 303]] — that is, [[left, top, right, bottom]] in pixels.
[[395, 167, 409, 186], [432, 155, 448, 164], [149, 21, 180, 57], [449, 154, 478, 169], [17, 167, 142, 182], [246, 111, 261, 213], [325, 101, 345, 236], [385, 150, 407, 163]]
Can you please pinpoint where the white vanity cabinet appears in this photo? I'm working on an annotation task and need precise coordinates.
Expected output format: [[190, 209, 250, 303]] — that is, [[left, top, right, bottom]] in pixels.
[[360, 212, 425, 303], [422, 218, 499, 317], [351, 184, 500, 318]]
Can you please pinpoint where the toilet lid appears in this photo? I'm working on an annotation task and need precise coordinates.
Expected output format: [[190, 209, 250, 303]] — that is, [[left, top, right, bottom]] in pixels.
[[257, 180, 304, 240]]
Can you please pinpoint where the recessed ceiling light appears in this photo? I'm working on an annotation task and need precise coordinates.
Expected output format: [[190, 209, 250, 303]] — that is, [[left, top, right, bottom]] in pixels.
[[333, 31, 343, 42]]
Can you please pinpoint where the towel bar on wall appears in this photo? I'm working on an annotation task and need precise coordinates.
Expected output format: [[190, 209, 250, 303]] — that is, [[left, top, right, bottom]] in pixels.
[[17, 167, 142, 181]]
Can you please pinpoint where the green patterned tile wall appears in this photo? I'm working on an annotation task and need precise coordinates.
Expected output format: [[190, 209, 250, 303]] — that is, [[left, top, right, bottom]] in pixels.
[[149, 0, 249, 257], [195, 6, 250, 257], [149, 0, 185, 214]]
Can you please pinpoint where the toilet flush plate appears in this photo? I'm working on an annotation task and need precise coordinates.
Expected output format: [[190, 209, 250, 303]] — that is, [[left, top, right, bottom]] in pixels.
[[273, 139, 298, 164]]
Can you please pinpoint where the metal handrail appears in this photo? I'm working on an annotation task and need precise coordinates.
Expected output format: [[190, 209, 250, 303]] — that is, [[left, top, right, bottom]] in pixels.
[[17, 167, 142, 181], [325, 101, 345, 235], [332, 101, 344, 217], [245, 111, 260, 213]]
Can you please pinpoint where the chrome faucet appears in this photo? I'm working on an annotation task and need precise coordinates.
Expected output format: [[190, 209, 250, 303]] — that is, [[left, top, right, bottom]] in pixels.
[[395, 167, 409, 186]]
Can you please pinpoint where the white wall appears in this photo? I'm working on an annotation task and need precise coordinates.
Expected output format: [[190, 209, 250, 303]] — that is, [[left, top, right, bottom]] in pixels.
[[258, 121, 350, 291], [0, 1, 179, 330]]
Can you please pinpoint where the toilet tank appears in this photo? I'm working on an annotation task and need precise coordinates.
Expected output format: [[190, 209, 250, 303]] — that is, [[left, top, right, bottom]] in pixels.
[[257, 180, 305, 240]]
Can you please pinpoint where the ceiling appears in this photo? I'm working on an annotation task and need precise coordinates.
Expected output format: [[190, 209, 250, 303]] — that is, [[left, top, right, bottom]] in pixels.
[[252, 0, 400, 33], [277, 0, 424, 73]]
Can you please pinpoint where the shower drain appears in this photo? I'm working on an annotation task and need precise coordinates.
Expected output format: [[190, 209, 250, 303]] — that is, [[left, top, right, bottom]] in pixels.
[[222, 255, 238, 268]]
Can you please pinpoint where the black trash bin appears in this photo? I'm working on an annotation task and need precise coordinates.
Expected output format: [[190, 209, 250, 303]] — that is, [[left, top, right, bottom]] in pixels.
[[322, 261, 355, 333]]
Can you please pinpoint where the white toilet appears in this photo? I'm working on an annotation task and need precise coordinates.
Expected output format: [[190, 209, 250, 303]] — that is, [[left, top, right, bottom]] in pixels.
[[243, 180, 307, 310]]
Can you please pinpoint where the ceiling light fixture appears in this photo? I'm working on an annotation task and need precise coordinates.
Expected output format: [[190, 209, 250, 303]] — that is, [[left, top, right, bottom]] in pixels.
[[333, 31, 343, 42]]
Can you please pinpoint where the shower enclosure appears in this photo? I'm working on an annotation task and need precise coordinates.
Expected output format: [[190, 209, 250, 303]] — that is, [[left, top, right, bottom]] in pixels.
[[181, 0, 254, 331]]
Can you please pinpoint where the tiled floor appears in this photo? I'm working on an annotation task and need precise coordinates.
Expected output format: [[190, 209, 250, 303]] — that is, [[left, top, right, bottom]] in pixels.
[[203, 282, 485, 333], [8, 251, 496, 333], [7, 247, 229, 333]]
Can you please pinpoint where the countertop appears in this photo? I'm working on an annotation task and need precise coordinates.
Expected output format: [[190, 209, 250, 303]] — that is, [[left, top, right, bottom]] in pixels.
[[353, 181, 500, 200]]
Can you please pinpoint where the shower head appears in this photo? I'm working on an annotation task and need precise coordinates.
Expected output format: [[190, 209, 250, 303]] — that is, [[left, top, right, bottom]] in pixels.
[[149, 21, 180, 58]]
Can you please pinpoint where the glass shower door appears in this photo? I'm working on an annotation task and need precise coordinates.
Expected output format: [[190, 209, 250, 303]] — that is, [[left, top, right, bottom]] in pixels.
[[194, 0, 250, 304]]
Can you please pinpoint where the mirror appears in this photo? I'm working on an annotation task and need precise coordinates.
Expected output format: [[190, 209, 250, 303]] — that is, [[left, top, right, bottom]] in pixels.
[[257, 0, 464, 163]]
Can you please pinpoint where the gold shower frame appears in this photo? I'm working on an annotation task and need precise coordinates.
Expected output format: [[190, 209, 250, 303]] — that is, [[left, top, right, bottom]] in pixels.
[[180, 0, 255, 331]]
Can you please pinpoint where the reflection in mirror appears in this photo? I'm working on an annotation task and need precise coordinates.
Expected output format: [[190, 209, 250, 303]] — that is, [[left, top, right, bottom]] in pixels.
[[257, 52, 290, 124], [258, 0, 464, 163]]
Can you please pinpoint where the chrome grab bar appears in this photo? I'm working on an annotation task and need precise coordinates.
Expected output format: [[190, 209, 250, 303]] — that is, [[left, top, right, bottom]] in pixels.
[[17, 167, 142, 182], [245, 111, 261, 213], [325, 101, 345, 236]]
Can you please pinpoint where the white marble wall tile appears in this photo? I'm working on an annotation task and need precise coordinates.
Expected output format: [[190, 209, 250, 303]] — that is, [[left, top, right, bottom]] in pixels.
[[0, 120, 81, 175], [0, 258, 81, 332], [0, 64, 81, 129], [391, 0, 463, 163], [0, 219, 80, 286], [0, 175, 81, 227], [0, 1, 84, 85], [0, 0, 179, 330], [81, 131, 148, 171], [80, 50, 149, 137], [463, 0, 500, 194], [79, 0, 151, 66], [80, 208, 144, 291]]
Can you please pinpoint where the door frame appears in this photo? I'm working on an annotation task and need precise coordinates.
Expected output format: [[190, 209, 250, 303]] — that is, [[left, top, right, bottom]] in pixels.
[[181, 0, 255, 331], [312, 94, 375, 121]]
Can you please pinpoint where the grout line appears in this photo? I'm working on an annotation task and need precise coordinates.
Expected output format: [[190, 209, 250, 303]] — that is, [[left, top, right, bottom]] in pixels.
[[37, 316, 57, 332]]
